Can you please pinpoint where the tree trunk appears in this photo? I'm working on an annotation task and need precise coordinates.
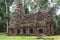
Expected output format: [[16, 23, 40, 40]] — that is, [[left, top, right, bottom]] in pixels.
[[5, 0, 8, 33]]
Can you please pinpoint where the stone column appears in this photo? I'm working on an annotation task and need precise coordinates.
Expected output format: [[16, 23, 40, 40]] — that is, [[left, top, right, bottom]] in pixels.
[[51, 25, 54, 35], [20, 28, 23, 35], [48, 25, 51, 35], [46, 25, 50, 35], [8, 29, 12, 35], [27, 28, 29, 35], [43, 28, 46, 35], [14, 28, 17, 35], [25, 28, 28, 35], [34, 28, 36, 35]]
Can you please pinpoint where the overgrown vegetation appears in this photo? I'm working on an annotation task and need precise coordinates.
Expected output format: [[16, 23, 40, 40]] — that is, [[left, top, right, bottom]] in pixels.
[[0, 0, 13, 32], [0, 0, 60, 35]]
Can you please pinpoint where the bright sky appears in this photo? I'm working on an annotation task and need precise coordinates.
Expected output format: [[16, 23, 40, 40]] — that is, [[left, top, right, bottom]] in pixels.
[[49, 0, 60, 15], [56, 9, 60, 15], [9, 0, 60, 15]]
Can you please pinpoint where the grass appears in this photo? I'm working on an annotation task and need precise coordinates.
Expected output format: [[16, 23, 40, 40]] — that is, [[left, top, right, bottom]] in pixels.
[[0, 32, 60, 40]]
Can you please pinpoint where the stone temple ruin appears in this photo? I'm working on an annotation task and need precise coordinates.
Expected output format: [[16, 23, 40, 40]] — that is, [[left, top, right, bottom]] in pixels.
[[8, 0, 54, 36]]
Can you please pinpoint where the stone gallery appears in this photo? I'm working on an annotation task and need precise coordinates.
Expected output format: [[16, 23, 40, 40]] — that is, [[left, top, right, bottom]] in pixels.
[[8, 0, 54, 36]]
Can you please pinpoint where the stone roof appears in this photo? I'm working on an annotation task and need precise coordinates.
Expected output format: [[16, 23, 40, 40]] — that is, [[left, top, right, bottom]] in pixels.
[[19, 11, 49, 27]]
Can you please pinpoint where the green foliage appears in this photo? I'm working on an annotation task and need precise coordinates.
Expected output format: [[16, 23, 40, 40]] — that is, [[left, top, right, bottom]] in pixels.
[[24, 4, 29, 14], [0, 0, 4, 2], [56, 0, 60, 5], [37, 0, 48, 11], [56, 15, 60, 20], [40, 0, 48, 7], [0, 0, 13, 32], [55, 15, 60, 34]]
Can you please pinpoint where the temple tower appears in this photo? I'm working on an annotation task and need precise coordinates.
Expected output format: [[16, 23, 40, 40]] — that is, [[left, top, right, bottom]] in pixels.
[[9, 0, 24, 29]]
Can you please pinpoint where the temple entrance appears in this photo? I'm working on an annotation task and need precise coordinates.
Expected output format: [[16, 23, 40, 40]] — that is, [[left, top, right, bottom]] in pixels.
[[23, 28, 26, 34], [38, 29, 43, 34], [17, 29, 20, 35], [29, 28, 33, 33], [8, 29, 15, 35]]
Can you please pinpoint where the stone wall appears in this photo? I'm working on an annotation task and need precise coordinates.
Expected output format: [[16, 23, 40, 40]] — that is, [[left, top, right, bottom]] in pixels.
[[9, 0, 54, 36]]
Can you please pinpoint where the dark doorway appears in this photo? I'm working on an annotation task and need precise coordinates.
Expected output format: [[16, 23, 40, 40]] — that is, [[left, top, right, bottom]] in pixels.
[[23, 28, 26, 34], [29, 28, 33, 33], [9, 29, 15, 35], [39, 29, 43, 34], [17, 30, 20, 34]]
